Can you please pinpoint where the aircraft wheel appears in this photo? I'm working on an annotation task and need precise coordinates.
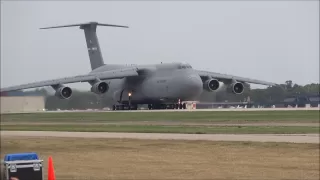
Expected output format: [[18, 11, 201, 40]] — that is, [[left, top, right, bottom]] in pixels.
[[115, 105, 121, 110], [152, 104, 158, 110], [179, 104, 183, 109], [183, 103, 186, 109], [132, 104, 138, 110], [155, 104, 161, 110], [112, 105, 116, 111]]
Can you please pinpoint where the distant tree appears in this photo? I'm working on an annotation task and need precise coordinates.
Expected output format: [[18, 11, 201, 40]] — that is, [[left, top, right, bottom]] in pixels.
[[303, 83, 320, 94], [285, 80, 293, 90], [35, 88, 49, 96]]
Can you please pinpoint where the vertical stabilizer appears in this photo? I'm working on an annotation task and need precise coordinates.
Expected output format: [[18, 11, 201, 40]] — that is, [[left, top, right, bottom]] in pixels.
[[81, 23, 104, 70], [40, 22, 129, 70]]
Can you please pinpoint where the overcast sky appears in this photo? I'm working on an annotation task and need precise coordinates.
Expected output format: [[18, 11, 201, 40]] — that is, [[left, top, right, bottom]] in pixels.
[[1, 1, 319, 90]]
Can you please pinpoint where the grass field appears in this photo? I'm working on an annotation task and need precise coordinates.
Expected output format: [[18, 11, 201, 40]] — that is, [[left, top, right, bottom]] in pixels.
[[1, 110, 319, 123], [1, 137, 319, 180], [1, 124, 319, 134], [1, 110, 319, 134]]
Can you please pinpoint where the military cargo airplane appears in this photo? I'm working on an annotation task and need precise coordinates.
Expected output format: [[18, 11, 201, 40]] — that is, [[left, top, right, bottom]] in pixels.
[[0, 22, 277, 110]]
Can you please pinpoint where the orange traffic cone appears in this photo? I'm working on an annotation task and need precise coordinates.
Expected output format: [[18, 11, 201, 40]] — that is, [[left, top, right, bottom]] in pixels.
[[48, 156, 56, 180]]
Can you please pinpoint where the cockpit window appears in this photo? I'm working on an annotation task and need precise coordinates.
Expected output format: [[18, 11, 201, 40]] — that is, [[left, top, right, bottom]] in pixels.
[[178, 64, 192, 69]]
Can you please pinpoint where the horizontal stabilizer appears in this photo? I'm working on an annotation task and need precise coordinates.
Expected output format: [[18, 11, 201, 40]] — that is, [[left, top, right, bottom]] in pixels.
[[39, 21, 128, 70], [40, 22, 129, 29]]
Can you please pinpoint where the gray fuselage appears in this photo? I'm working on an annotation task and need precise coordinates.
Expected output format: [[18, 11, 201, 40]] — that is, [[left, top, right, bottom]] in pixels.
[[89, 62, 203, 104]]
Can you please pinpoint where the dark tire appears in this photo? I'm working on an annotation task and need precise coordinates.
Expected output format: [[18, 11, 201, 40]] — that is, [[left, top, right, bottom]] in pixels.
[[183, 103, 186, 109], [132, 105, 138, 110]]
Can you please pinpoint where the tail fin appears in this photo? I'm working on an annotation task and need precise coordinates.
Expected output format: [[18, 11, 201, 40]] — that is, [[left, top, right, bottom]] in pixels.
[[40, 22, 129, 70]]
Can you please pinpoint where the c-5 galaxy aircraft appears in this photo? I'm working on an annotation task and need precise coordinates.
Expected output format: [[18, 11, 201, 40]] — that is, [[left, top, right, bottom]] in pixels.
[[0, 22, 277, 110]]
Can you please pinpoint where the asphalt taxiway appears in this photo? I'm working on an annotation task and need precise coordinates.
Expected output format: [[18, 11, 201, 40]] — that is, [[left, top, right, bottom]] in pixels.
[[2, 131, 319, 144]]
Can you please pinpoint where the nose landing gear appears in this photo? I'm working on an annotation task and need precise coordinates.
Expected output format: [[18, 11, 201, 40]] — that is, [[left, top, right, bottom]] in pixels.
[[176, 103, 186, 109], [176, 99, 186, 110]]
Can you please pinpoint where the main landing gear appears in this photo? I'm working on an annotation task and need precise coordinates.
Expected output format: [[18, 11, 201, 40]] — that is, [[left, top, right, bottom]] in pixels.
[[147, 103, 186, 110], [112, 103, 187, 111], [112, 91, 137, 110], [112, 104, 138, 110], [112, 91, 187, 111]]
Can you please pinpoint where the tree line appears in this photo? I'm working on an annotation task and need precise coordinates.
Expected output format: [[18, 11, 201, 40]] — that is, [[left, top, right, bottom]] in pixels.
[[24, 80, 320, 110], [216, 81, 319, 104]]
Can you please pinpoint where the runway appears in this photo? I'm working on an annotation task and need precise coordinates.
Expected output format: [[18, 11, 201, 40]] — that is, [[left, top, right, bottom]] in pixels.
[[2, 131, 319, 144], [1, 107, 319, 114]]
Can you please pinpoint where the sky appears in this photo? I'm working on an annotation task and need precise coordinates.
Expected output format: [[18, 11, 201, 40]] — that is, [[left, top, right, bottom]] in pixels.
[[1, 1, 319, 91]]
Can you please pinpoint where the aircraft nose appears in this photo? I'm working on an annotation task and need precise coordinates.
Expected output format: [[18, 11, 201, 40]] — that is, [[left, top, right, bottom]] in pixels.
[[185, 74, 203, 98], [188, 74, 202, 87]]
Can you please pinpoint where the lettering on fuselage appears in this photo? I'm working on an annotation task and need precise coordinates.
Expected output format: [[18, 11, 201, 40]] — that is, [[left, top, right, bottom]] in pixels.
[[157, 80, 167, 83], [88, 47, 98, 51]]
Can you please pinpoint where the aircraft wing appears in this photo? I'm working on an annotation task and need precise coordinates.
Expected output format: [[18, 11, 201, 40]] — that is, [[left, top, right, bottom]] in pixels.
[[197, 70, 276, 86], [0, 68, 139, 92]]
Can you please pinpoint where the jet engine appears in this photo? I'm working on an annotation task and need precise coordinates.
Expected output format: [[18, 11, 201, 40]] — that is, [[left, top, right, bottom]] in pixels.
[[91, 81, 109, 94], [55, 86, 72, 99], [203, 79, 220, 92], [226, 82, 244, 94]]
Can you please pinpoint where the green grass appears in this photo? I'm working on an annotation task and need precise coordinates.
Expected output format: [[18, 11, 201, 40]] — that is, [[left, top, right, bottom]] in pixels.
[[1, 110, 319, 123], [1, 124, 319, 134], [1, 111, 318, 134]]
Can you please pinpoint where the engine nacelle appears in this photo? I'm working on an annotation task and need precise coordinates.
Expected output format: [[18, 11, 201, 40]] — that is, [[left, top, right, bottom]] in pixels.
[[203, 79, 220, 92], [226, 82, 244, 94], [55, 86, 72, 99], [91, 81, 109, 94]]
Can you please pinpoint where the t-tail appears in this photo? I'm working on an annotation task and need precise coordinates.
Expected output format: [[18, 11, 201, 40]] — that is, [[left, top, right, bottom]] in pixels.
[[40, 22, 129, 70]]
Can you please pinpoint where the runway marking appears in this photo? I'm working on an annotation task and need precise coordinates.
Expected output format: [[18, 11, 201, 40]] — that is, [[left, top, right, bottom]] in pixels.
[[1, 131, 319, 144]]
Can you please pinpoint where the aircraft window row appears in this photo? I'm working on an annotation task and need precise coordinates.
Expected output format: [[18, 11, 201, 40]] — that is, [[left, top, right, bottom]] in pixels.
[[178, 65, 192, 69]]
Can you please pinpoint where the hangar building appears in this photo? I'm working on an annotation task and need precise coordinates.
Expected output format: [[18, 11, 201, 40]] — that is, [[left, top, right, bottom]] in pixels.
[[0, 91, 45, 113]]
